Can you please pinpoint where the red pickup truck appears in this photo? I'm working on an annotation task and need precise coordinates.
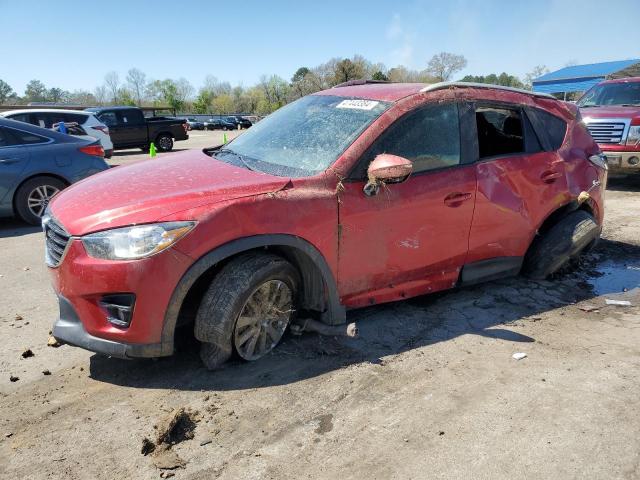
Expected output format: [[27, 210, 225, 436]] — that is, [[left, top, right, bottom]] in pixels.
[[578, 77, 640, 173]]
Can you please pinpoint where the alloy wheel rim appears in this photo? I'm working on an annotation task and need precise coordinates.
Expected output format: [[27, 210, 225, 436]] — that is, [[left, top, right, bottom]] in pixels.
[[27, 185, 59, 218], [233, 280, 293, 361], [159, 137, 171, 149]]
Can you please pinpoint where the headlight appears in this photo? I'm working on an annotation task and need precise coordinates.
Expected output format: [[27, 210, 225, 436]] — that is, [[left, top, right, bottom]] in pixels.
[[626, 125, 640, 146], [82, 222, 195, 260]]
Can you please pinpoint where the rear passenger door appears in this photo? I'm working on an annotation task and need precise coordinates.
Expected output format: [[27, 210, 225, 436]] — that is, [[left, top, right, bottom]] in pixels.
[[115, 109, 147, 147], [466, 102, 569, 265], [0, 127, 30, 204]]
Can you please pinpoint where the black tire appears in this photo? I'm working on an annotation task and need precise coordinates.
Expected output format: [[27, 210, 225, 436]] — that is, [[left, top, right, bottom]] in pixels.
[[523, 210, 600, 280], [155, 134, 173, 152], [194, 253, 299, 370], [14, 176, 67, 225]]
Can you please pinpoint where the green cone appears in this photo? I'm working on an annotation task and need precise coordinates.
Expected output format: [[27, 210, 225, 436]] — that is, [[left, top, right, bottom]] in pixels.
[[149, 142, 157, 158], [223, 133, 227, 144]]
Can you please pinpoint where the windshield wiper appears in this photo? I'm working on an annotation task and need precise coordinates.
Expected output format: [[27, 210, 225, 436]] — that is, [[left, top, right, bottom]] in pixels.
[[216, 148, 256, 172], [579, 105, 600, 108], [620, 104, 640, 107]]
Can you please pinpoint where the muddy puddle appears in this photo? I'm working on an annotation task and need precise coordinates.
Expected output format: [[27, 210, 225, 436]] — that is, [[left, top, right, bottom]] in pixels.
[[587, 260, 640, 295]]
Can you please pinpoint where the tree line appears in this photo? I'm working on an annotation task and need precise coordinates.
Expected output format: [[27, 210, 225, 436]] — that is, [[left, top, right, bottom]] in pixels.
[[0, 53, 550, 114]]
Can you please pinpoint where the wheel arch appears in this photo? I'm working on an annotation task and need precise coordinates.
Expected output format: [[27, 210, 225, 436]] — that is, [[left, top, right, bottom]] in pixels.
[[523, 198, 598, 264], [160, 234, 345, 354], [12, 173, 70, 215]]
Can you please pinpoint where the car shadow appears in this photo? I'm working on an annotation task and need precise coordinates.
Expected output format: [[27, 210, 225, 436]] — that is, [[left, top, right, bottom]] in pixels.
[[88, 237, 639, 392], [0, 218, 40, 238], [606, 175, 640, 192]]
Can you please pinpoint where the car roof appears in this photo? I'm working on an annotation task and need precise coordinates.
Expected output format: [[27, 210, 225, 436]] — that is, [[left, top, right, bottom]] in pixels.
[[314, 83, 426, 102], [599, 76, 640, 85], [314, 81, 556, 102], [1, 108, 91, 116], [85, 106, 139, 112]]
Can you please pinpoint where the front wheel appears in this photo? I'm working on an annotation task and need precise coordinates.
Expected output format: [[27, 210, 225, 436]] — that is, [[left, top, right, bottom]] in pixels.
[[523, 210, 600, 279], [194, 253, 299, 370], [15, 176, 66, 225], [155, 134, 174, 152]]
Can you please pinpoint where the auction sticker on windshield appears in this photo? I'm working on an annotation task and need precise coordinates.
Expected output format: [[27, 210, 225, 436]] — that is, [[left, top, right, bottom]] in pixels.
[[336, 99, 380, 110]]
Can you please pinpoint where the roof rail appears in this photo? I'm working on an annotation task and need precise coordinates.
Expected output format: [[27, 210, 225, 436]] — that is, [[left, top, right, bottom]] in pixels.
[[420, 81, 556, 99], [333, 79, 390, 88]]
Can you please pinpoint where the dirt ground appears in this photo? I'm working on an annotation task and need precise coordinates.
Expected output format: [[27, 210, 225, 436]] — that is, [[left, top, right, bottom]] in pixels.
[[0, 153, 639, 479]]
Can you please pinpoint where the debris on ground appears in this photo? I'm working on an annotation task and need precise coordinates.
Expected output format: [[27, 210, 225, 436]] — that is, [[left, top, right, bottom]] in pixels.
[[160, 471, 175, 478], [42, 370, 51, 376], [605, 299, 632, 306], [47, 336, 62, 348], [578, 304, 599, 312], [9, 375, 19, 382], [14, 314, 23, 321], [5, 433, 13, 438], [512, 352, 527, 360], [141, 407, 200, 470], [21, 349, 34, 359]]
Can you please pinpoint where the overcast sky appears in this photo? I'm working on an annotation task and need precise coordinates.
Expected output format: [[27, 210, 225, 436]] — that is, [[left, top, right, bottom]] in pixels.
[[1, 0, 639, 94]]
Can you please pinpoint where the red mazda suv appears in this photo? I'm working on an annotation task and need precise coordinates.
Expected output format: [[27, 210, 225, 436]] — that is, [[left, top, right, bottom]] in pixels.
[[45, 81, 607, 368]]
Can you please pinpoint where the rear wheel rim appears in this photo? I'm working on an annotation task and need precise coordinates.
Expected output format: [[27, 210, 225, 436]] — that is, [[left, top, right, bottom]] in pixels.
[[158, 136, 172, 150], [233, 280, 293, 361], [27, 185, 59, 218]]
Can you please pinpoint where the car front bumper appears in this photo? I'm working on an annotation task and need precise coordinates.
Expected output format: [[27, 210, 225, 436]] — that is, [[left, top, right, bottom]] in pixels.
[[602, 151, 640, 172], [48, 237, 194, 358], [53, 295, 164, 358]]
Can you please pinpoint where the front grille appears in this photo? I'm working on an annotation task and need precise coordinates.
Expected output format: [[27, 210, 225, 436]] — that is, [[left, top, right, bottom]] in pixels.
[[586, 121, 627, 144], [44, 217, 71, 267]]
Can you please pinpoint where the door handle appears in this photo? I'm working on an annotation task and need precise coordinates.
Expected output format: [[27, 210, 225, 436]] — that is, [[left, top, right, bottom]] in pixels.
[[541, 170, 561, 184], [0, 158, 19, 165], [444, 192, 472, 207]]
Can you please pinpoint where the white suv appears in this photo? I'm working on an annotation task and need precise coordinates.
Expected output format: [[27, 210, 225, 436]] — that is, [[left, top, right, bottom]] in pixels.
[[0, 109, 114, 158]]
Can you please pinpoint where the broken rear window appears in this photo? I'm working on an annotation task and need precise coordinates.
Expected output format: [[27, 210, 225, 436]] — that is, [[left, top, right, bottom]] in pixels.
[[214, 95, 390, 177], [476, 106, 524, 158]]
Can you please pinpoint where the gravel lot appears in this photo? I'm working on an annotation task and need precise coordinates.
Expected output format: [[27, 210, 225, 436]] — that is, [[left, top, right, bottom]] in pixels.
[[0, 141, 639, 479]]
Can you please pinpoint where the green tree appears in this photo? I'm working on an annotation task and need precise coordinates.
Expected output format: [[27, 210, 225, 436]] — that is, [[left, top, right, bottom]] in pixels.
[[47, 87, 68, 103], [426, 52, 467, 82], [332, 59, 365, 85], [0, 79, 14, 104], [193, 90, 213, 113], [25, 79, 47, 102], [372, 70, 389, 81]]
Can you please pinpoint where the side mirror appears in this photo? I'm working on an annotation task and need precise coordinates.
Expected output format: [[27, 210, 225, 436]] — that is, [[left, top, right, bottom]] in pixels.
[[364, 153, 413, 196]]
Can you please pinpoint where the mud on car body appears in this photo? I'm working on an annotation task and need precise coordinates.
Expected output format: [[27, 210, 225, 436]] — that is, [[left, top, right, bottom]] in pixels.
[[45, 81, 607, 369]]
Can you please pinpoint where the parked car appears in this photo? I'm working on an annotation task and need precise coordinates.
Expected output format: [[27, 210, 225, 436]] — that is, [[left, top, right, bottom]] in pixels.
[[225, 116, 252, 129], [578, 77, 640, 174], [185, 118, 205, 130], [0, 118, 108, 225], [0, 109, 114, 158], [46, 81, 606, 369], [205, 118, 237, 130], [85, 107, 188, 152]]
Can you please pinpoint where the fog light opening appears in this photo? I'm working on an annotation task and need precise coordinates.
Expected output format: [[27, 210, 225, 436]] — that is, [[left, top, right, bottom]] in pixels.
[[99, 294, 136, 328], [628, 156, 639, 166]]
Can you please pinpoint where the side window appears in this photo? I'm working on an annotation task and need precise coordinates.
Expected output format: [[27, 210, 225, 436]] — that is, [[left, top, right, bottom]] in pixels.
[[6, 113, 33, 125], [98, 112, 118, 127], [8, 128, 49, 145], [63, 113, 88, 124], [361, 103, 461, 175], [531, 109, 567, 150], [118, 109, 144, 125], [30, 113, 50, 128], [0, 128, 17, 147], [475, 106, 525, 158]]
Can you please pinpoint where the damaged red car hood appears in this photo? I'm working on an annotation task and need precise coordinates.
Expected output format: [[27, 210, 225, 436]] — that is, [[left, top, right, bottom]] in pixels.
[[50, 150, 290, 235]]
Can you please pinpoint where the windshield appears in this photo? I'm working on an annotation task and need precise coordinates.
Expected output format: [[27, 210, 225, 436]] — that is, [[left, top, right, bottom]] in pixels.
[[214, 95, 390, 177], [577, 82, 640, 107]]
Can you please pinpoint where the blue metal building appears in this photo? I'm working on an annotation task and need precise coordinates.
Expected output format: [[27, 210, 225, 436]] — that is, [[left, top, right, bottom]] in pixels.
[[532, 59, 640, 98]]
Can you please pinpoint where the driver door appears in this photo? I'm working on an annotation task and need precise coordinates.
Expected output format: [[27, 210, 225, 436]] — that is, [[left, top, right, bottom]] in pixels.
[[337, 101, 477, 308]]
